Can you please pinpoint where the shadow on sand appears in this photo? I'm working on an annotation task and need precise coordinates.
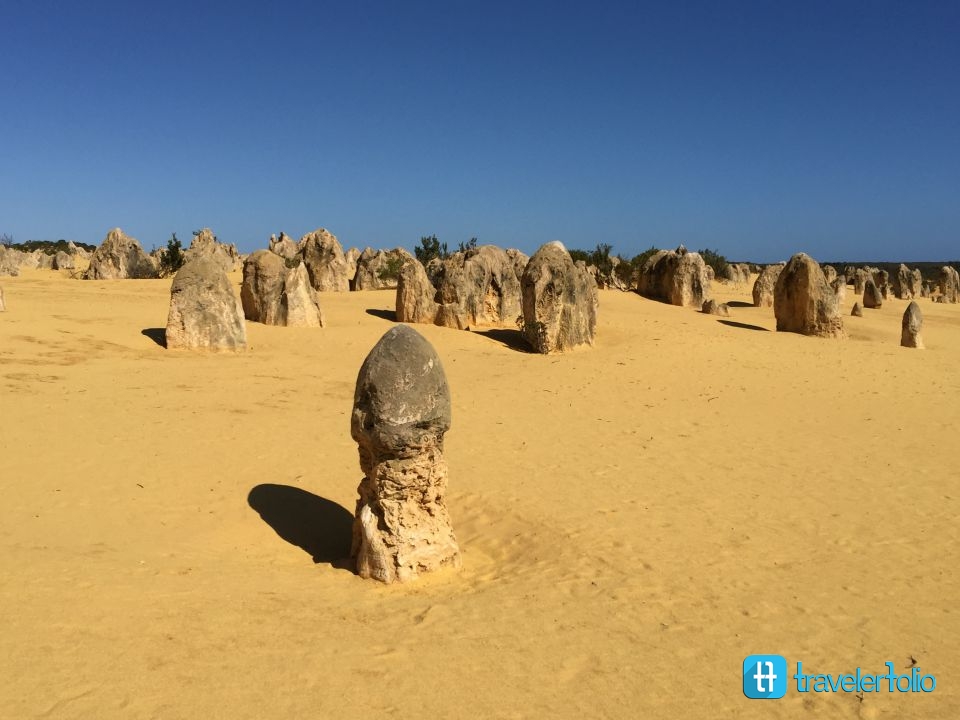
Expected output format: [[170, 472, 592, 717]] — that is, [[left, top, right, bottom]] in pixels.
[[141, 328, 167, 348], [726, 301, 754, 308], [248, 484, 354, 569], [365, 308, 397, 322], [474, 328, 534, 353], [717, 319, 769, 332]]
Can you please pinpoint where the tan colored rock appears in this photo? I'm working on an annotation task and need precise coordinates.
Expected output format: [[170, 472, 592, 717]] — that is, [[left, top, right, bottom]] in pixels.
[[183, 228, 241, 273], [894, 264, 914, 299], [395, 259, 438, 324], [521, 242, 598, 353], [0, 285, 5, 311], [353, 247, 414, 290], [752, 264, 784, 307], [165, 257, 247, 351], [84, 228, 158, 279], [241, 251, 323, 327], [350, 325, 461, 583], [822, 265, 837, 284], [901, 301, 923, 349], [432, 245, 521, 329], [863, 278, 882, 309], [773, 253, 845, 338], [0, 246, 22, 277], [280, 263, 324, 327], [299, 228, 351, 292], [938, 266, 959, 303], [831, 275, 846, 304], [268, 233, 298, 260], [637, 245, 711, 307], [505, 248, 529, 282], [344, 247, 360, 283], [852, 268, 869, 294], [851, 302, 863, 317], [701, 299, 730, 316]]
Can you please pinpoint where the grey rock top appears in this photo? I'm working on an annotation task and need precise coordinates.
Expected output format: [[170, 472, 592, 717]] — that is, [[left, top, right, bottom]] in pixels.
[[351, 324, 451, 451]]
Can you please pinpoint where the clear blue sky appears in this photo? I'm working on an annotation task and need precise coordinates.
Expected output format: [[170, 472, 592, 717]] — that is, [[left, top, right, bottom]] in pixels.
[[2, 1, 958, 262]]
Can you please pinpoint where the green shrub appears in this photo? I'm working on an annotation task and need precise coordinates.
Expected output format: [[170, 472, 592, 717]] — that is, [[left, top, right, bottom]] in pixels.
[[698, 248, 730, 278], [159, 233, 185, 277], [377, 255, 405, 281], [415, 235, 449, 264]]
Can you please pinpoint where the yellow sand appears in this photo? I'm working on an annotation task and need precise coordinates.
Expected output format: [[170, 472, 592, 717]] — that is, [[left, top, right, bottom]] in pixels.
[[1, 268, 958, 719]]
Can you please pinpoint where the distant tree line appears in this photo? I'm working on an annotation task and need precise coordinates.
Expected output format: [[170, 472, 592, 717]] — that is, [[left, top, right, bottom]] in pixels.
[[2, 237, 97, 254]]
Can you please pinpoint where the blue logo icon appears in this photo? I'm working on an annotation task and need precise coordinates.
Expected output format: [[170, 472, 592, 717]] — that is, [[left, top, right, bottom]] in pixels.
[[743, 655, 787, 699]]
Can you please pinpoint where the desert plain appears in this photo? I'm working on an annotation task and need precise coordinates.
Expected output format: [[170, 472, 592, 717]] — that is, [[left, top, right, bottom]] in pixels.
[[1, 267, 959, 719]]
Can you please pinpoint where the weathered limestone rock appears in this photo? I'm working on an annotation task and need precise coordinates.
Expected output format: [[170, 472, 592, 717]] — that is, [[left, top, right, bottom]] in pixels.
[[268, 232, 299, 260], [938, 266, 960, 303], [165, 256, 247, 351], [396, 259, 438, 324], [851, 302, 863, 317], [894, 264, 914, 299], [822, 265, 837, 284], [281, 263, 325, 327], [863, 278, 883, 309], [432, 245, 521, 329], [241, 251, 324, 327], [0, 285, 5, 311], [350, 325, 461, 583], [752, 264, 784, 307], [773, 253, 845, 338], [299, 228, 351, 292], [521, 242, 598, 353], [0, 246, 22, 277], [52, 251, 75, 271], [637, 245, 711, 307], [901, 301, 923, 349], [852, 268, 869, 294], [183, 228, 241, 273], [831, 275, 846, 304], [353, 247, 414, 290], [84, 228, 158, 279], [505, 248, 529, 282], [871, 269, 890, 299], [344, 247, 360, 283], [701, 299, 730, 316]]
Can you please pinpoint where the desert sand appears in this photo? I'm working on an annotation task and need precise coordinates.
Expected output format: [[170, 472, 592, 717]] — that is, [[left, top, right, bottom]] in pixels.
[[1, 268, 958, 719]]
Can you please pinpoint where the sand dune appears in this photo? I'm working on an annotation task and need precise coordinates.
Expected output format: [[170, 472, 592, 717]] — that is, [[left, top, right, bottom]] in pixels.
[[1, 268, 958, 718]]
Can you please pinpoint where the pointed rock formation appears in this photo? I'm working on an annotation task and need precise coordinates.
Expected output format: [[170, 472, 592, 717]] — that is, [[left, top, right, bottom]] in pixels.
[[350, 325, 461, 583], [637, 245, 711, 307], [165, 257, 247, 351], [863, 278, 883, 309], [521, 242, 598, 353], [901, 301, 924, 349], [773, 253, 845, 338], [395, 259, 438, 324], [84, 229, 159, 279], [299, 228, 351, 292], [753, 264, 784, 307], [851, 302, 863, 317]]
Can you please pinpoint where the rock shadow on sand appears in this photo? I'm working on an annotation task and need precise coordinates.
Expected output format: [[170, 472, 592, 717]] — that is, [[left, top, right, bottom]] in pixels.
[[365, 308, 397, 322], [717, 319, 769, 332], [248, 484, 354, 569], [141, 327, 167, 348], [475, 328, 534, 353], [725, 301, 754, 308]]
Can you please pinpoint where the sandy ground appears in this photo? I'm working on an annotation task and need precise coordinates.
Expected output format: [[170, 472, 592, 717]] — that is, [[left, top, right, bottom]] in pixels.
[[1, 267, 958, 719]]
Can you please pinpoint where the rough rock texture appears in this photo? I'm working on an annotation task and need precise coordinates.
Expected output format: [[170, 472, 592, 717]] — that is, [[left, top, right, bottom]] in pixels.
[[852, 268, 869, 294], [938, 266, 960, 303], [52, 251, 75, 271], [241, 251, 324, 327], [0, 285, 5, 311], [344, 247, 360, 283], [637, 245, 711, 307], [863, 278, 883, 309], [901, 301, 924, 349], [0, 246, 22, 277], [350, 325, 461, 583], [894, 264, 914, 299], [268, 233, 299, 260], [299, 228, 351, 292], [701, 299, 729, 316], [773, 253, 845, 338], [851, 302, 863, 317], [353, 247, 414, 291], [822, 265, 837, 284], [396, 259, 438, 324], [506, 248, 529, 282], [521, 242, 598, 353], [872, 269, 891, 299], [430, 245, 522, 329], [84, 228, 159, 279], [183, 228, 241, 273], [752, 264, 784, 307], [165, 256, 247, 351], [831, 276, 846, 304]]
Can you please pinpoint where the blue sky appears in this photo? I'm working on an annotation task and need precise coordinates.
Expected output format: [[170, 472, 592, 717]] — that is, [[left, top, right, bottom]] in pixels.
[[2, 1, 958, 262]]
